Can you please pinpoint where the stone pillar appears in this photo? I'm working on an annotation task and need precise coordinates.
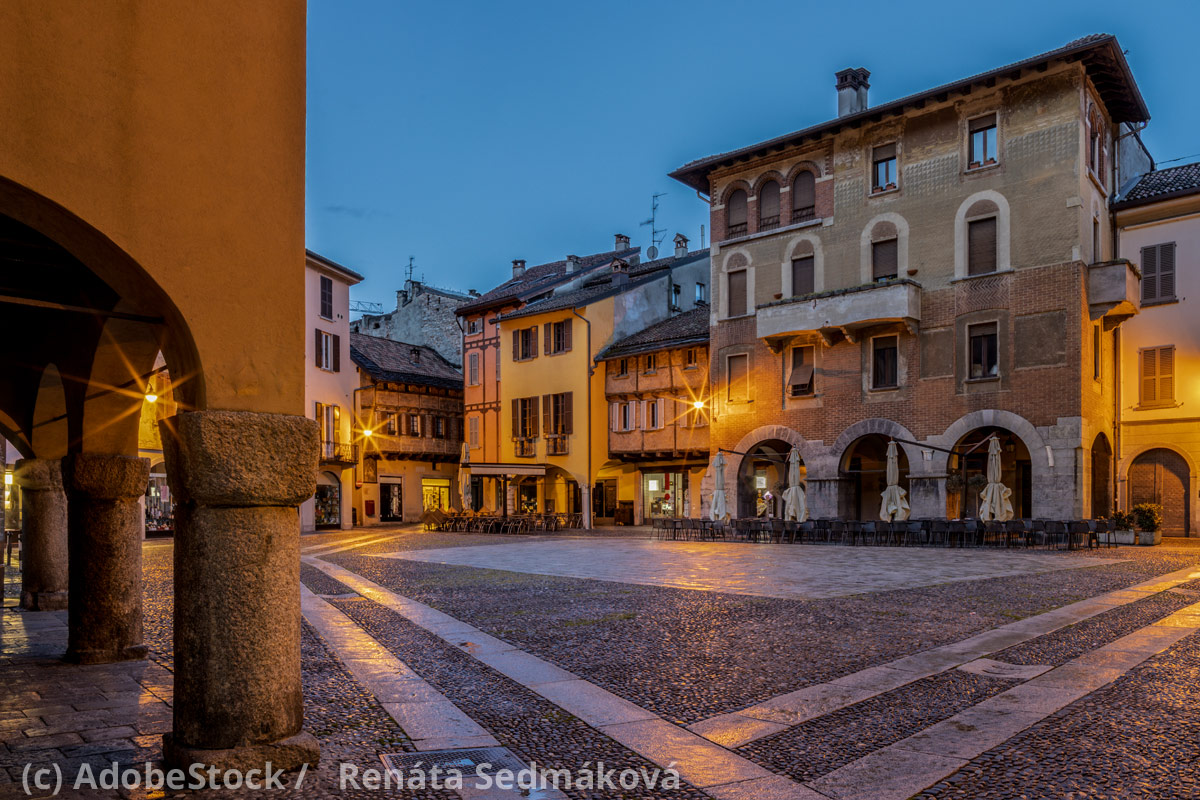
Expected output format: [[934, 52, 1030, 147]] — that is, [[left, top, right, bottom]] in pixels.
[[64, 453, 150, 663], [807, 477, 844, 520], [908, 475, 946, 520], [160, 410, 319, 771], [15, 458, 69, 611]]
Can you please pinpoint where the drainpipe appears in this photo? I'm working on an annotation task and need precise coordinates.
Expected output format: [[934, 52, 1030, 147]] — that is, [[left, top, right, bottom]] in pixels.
[[1113, 223, 1123, 513], [572, 307, 593, 529]]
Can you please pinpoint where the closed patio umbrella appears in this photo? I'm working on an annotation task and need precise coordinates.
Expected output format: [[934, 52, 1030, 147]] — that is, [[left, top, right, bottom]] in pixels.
[[880, 440, 911, 522], [783, 447, 808, 522], [457, 442, 471, 512], [978, 437, 1014, 522], [709, 451, 730, 521]]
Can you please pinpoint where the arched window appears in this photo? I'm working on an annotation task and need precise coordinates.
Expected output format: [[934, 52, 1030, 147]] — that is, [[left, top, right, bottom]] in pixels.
[[965, 199, 999, 276], [792, 171, 815, 223], [758, 181, 780, 231], [1087, 105, 1107, 181], [726, 189, 748, 238]]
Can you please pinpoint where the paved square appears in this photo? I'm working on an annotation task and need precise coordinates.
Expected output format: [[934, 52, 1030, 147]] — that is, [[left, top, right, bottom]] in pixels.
[[374, 539, 1124, 599]]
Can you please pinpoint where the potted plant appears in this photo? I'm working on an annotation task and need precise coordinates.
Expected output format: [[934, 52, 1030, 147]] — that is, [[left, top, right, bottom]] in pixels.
[[1107, 510, 1136, 545], [1131, 503, 1163, 546]]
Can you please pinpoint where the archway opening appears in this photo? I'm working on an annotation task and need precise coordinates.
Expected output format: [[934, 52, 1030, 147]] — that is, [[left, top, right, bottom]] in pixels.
[[738, 439, 797, 518], [315, 470, 342, 528], [839, 434, 907, 521], [1130, 448, 1190, 536], [949, 426, 1031, 519], [1091, 433, 1113, 518]]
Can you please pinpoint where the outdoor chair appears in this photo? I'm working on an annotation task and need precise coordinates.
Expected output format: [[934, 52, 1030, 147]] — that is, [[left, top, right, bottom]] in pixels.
[[1004, 519, 1028, 548], [1100, 517, 1118, 548], [841, 520, 862, 546], [905, 519, 928, 546], [860, 521, 879, 546], [1067, 520, 1093, 550], [928, 520, 948, 547], [1043, 520, 1067, 550], [982, 520, 1006, 547], [769, 519, 786, 543]]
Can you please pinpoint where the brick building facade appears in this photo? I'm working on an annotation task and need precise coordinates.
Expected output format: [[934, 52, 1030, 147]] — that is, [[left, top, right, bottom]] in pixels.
[[670, 35, 1148, 522]]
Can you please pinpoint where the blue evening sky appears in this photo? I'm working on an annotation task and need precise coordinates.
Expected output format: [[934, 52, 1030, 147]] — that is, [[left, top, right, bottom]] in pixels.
[[306, 0, 1200, 309]]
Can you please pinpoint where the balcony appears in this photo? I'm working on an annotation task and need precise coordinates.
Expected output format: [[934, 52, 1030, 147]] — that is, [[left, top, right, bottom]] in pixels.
[[319, 440, 358, 466], [725, 222, 747, 239], [757, 279, 922, 345], [547, 436, 569, 456], [1088, 259, 1140, 327], [791, 206, 816, 224], [514, 439, 536, 458], [758, 215, 780, 232]]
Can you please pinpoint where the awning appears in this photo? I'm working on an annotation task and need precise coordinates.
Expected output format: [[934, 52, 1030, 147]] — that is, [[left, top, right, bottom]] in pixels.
[[788, 363, 814, 391], [463, 463, 547, 477]]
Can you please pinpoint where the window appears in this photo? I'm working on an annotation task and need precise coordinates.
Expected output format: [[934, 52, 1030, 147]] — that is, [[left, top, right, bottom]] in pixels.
[[1087, 105, 1107, 181], [1093, 324, 1102, 382], [616, 358, 629, 377], [513, 326, 538, 360], [791, 256, 815, 296], [872, 144, 897, 192], [758, 180, 780, 231], [647, 398, 661, 429], [612, 401, 636, 432], [872, 336, 898, 389], [315, 329, 339, 372], [685, 348, 697, 368], [433, 416, 447, 438], [727, 353, 750, 403], [968, 114, 998, 168], [695, 282, 708, 304], [319, 275, 334, 319], [512, 397, 539, 440], [644, 353, 657, 373], [315, 402, 340, 443], [968, 322, 998, 379], [1141, 243, 1177, 304], [543, 392, 573, 436], [1092, 218, 1101, 264], [726, 188, 748, 238], [466, 318, 481, 335], [544, 319, 572, 355], [468, 352, 480, 385], [385, 412, 397, 436], [468, 416, 479, 448], [671, 283, 682, 310], [872, 239, 898, 281], [1140, 346, 1176, 407], [727, 269, 748, 317], [792, 171, 816, 223], [408, 413, 422, 437], [788, 345, 815, 397], [967, 217, 997, 275]]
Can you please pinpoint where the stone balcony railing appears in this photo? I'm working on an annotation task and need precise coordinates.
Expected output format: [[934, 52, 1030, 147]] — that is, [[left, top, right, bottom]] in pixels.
[[1088, 259, 1141, 327], [756, 279, 922, 345]]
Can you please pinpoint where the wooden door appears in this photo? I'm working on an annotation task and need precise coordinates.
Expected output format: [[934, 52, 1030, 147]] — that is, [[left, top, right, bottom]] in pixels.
[[1130, 449, 1190, 536]]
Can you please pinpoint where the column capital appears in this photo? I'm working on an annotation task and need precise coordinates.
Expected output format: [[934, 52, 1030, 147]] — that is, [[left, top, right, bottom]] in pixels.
[[160, 410, 318, 507], [64, 453, 149, 500], [14, 458, 64, 492]]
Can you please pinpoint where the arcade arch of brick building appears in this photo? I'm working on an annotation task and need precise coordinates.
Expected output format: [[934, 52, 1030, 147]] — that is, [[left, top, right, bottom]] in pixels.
[[1, 1, 316, 772]]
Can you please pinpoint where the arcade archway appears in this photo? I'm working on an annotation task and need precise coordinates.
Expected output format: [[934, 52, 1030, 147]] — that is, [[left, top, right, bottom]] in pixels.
[[839, 434, 908, 521]]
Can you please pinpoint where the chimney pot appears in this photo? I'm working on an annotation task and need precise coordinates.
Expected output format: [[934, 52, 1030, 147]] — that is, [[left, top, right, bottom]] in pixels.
[[512, 259, 526, 279], [565, 254, 580, 273], [673, 233, 689, 258], [614, 233, 630, 251], [835, 67, 870, 118]]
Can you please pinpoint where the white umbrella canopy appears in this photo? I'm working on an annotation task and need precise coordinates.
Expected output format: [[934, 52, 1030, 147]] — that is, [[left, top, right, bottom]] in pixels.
[[782, 447, 808, 522], [880, 440, 911, 522], [457, 442, 471, 512], [978, 437, 1014, 521], [709, 451, 730, 521]]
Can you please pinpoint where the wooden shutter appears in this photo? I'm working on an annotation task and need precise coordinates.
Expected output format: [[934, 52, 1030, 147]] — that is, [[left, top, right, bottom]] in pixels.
[[315, 329, 323, 367], [564, 392, 573, 434], [528, 327, 538, 359], [678, 398, 689, 428], [542, 394, 552, 436], [1141, 349, 1158, 405], [1160, 346, 1175, 403], [728, 354, 748, 402], [332, 405, 341, 442], [332, 334, 341, 372], [872, 239, 898, 280], [609, 402, 618, 431], [791, 257, 814, 296], [511, 399, 519, 438], [1159, 243, 1176, 300], [544, 323, 552, 355], [727, 270, 747, 317], [529, 399, 539, 437], [968, 218, 997, 275], [789, 347, 814, 394], [564, 318, 573, 352], [512, 330, 520, 361]]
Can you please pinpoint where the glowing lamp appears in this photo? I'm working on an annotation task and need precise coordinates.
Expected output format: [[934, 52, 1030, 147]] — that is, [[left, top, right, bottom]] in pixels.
[[363, 429, 373, 437], [693, 400, 704, 410], [3, 473, 11, 485], [144, 392, 158, 403]]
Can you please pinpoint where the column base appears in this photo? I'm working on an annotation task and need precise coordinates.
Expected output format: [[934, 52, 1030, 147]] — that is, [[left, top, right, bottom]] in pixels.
[[162, 730, 320, 773], [64, 643, 147, 665], [20, 589, 68, 611]]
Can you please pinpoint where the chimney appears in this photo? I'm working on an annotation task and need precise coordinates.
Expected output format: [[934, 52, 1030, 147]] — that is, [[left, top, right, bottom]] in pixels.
[[512, 259, 526, 279], [565, 254, 580, 273], [611, 258, 630, 286], [673, 233, 689, 258], [835, 67, 870, 118], [614, 233, 630, 251]]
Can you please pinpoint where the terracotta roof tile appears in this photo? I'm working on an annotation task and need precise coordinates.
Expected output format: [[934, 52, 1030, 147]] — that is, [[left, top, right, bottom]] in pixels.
[[349, 332, 462, 389]]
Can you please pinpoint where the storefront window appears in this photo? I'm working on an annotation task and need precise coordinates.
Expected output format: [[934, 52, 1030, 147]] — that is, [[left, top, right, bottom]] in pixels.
[[315, 472, 341, 528], [422, 478, 450, 511], [145, 470, 173, 533], [643, 471, 686, 519], [519, 482, 538, 513]]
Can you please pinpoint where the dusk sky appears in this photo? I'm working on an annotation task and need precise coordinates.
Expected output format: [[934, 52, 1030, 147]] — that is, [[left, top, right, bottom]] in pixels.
[[306, 0, 1200, 311]]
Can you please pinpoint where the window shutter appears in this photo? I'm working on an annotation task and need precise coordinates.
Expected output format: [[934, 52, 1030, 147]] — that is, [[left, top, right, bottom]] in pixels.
[[315, 329, 323, 367], [792, 172, 815, 210], [544, 323, 552, 355], [511, 399, 519, 438], [1141, 245, 1159, 302], [512, 330, 520, 361], [727, 189, 747, 226], [727, 270, 747, 317], [678, 398, 689, 428], [1141, 349, 1157, 404], [792, 257, 814, 296], [564, 392, 573, 434], [529, 327, 538, 359], [968, 218, 997, 275], [1159, 347, 1175, 403], [759, 181, 780, 220], [332, 405, 341, 442], [656, 398, 664, 429], [969, 113, 996, 133], [542, 394, 552, 436], [1159, 243, 1176, 300], [530, 399, 539, 437], [872, 239, 898, 280], [332, 334, 341, 372], [609, 402, 618, 431], [564, 318, 573, 352], [874, 143, 896, 161]]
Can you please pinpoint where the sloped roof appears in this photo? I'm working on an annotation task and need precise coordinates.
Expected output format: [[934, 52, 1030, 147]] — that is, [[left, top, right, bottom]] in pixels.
[[455, 247, 640, 315], [498, 250, 708, 321], [597, 307, 710, 361], [1114, 162, 1200, 208], [350, 332, 462, 389], [670, 34, 1149, 192], [306, 249, 365, 284]]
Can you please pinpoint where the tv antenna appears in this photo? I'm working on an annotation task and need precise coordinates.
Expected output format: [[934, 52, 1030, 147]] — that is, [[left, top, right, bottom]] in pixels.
[[640, 193, 667, 260]]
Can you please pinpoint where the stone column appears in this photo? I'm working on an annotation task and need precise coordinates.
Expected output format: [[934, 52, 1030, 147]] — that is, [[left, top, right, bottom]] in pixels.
[[64, 453, 150, 663], [807, 477, 844, 520], [908, 475, 947, 520], [15, 458, 69, 611], [160, 410, 319, 772]]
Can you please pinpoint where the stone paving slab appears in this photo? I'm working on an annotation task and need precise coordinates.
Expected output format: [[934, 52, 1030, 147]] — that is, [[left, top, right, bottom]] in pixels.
[[531, 680, 659, 727], [898, 707, 1046, 759], [956, 658, 1053, 680], [596, 717, 777, 789], [808, 746, 968, 800], [703, 774, 831, 800], [377, 539, 1124, 599]]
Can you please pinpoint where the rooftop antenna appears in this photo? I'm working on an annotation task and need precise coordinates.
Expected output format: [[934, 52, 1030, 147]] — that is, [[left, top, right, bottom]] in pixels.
[[640, 192, 667, 260]]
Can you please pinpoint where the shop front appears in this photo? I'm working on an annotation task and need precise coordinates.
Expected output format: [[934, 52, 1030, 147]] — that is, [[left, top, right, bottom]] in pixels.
[[314, 471, 342, 528], [145, 462, 173, 534], [380, 479, 403, 522], [642, 469, 687, 520], [421, 477, 450, 512]]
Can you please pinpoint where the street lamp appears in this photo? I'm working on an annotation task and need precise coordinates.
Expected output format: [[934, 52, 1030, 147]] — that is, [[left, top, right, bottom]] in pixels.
[[693, 400, 705, 410]]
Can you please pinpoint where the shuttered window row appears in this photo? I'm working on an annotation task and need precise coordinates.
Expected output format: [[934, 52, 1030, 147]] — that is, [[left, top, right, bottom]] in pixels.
[[1141, 242, 1176, 304], [1140, 345, 1175, 407]]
